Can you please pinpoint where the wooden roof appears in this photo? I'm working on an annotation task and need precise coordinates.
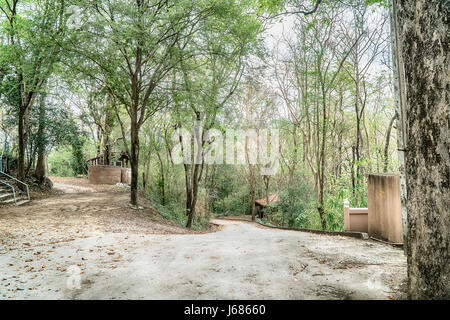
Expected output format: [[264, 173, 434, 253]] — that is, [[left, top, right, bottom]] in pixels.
[[255, 194, 279, 207], [86, 151, 129, 163]]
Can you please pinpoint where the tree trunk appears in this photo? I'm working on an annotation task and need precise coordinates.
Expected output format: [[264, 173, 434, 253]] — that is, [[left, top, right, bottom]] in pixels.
[[102, 111, 113, 166], [383, 112, 398, 173], [186, 163, 202, 229], [395, 0, 450, 299], [156, 150, 165, 206], [389, 0, 409, 254], [250, 186, 256, 221], [248, 162, 256, 221], [143, 146, 152, 192], [185, 119, 205, 229], [35, 94, 46, 184], [129, 120, 139, 207], [18, 108, 26, 180], [245, 136, 257, 221], [317, 97, 328, 230]]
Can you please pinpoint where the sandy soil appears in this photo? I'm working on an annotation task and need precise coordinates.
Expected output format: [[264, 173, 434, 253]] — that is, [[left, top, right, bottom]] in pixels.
[[0, 178, 407, 300], [0, 177, 196, 254]]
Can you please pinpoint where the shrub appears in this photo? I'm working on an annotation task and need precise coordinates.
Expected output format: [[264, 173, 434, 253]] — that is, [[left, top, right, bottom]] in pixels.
[[274, 176, 314, 228]]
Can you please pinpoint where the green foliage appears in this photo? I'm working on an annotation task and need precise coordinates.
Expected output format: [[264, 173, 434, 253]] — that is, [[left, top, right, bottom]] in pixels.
[[273, 176, 314, 228], [48, 148, 75, 177], [1, 0, 397, 235], [46, 115, 88, 177], [210, 165, 251, 216], [71, 135, 87, 176], [0, 0, 66, 103], [151, 197, 187, 227]]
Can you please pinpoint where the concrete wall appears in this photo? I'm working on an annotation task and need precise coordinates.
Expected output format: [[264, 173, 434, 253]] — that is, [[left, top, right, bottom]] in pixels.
[[88, 165, 131, 185], [368, 174, 403, 244], [344, 202, 368, 233]]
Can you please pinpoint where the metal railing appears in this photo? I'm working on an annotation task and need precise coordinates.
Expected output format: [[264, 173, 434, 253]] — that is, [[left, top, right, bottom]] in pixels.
[[0, 171, 30, 204], [0, 180, 17, 204], [0, 136, 7, 172]]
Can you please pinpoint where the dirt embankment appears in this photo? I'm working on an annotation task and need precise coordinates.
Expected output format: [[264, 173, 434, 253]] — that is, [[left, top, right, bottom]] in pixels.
[[0, 177, 202, 254]]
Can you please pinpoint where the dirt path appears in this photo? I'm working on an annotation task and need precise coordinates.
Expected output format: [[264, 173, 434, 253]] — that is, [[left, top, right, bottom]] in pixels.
[[0, 178, 407, 299]]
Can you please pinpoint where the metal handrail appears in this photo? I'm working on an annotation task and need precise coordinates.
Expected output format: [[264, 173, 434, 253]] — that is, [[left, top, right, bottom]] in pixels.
[[0, 180, 17, 205], [0, 171, 30, 201], [0, 136, 7, 172], [0, 146, 4, 172]]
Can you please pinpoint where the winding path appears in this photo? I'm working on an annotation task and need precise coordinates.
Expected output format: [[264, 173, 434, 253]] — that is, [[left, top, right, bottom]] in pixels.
[[1, 213, 407, 299]]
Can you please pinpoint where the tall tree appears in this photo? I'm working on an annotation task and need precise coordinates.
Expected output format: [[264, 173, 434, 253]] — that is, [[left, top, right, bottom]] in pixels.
[[173, 1, 261, 227], [64, 0, 213, 207], [394, 0, 450, 299], [0, 0, 66, 180]]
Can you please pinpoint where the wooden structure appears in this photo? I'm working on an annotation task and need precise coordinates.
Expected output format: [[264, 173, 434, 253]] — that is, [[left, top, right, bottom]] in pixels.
[[255, 194, 279, 219], [86, 151, 131, 185], [88, 165, 131, 185], [86, 151, 130, 167]]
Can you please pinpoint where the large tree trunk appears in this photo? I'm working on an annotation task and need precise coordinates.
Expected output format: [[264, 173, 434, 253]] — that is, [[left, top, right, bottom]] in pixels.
[[245, 136, 257, 221], [143, 146, 152, 193], [317, 97, 328, 230], [17, 74, 37, 182], [395, 0, 450, 299], [102, 111, 113, 166], [156, 150, 165, 206], [186, 163, 202, 228], [18, 108, 26, 180], [249, 165, 256, 222], [129, 119, 139, 207], [184, 119, 205, 229], [35, 95, 46, 184]]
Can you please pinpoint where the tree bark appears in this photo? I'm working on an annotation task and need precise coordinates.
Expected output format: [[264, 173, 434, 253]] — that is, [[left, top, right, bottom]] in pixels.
[[395, 0, 450, 299], [129, 117, 139, 207], [101, 109, 114, 166], [34, 94, 46, 184], [17, 107, 26, 180], [156, 149, 165, 206], [383, 112, 398, 173]]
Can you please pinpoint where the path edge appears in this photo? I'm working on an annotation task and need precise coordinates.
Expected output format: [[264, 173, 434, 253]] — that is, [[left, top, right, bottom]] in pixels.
[[214, 216, 369, 240]]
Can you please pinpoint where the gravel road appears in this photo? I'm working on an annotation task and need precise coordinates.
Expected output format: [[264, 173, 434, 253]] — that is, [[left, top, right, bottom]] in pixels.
[[1, 217, 407, 299]]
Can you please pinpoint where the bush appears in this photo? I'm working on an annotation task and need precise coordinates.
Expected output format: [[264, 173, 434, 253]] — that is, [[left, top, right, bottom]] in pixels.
[[48, 148, 75, 177], [273, 176, 314, 228]]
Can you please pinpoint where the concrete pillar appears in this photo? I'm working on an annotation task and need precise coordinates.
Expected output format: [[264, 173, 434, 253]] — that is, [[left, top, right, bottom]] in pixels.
[[368, 174, 403, 243], [344, 199, 350, 231]]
